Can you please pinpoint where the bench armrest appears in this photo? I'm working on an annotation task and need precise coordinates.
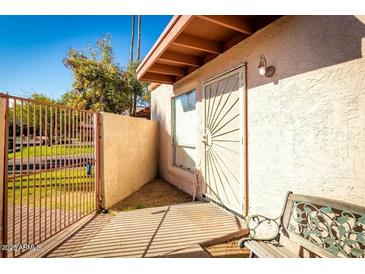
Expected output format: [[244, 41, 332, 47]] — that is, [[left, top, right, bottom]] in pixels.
[[239, 192, 293, 249], [239, 214, 282, 248]]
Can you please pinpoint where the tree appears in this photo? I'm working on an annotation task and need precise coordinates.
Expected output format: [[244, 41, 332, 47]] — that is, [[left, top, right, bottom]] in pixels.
[[63, 34, 129, 114], [59, 90, 85, 109]]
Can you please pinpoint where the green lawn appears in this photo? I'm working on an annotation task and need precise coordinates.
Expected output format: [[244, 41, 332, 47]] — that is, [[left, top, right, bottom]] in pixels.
[[7, 168, 95, 212], [8, 144, 93, 159], [9, 167, 92, 189]]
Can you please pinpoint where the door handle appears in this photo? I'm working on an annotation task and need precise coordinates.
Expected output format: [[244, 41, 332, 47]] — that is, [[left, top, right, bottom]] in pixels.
[[202, 134, 207, 144]]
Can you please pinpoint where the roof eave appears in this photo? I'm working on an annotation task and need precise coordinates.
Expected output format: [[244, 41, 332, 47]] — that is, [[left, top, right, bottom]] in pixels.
[[136, 15, 193, 80]]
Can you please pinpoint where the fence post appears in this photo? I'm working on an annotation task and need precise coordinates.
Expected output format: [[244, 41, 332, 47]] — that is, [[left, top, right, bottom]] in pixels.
[[95, 112, 102, 211], [0, 95, 8, 257]]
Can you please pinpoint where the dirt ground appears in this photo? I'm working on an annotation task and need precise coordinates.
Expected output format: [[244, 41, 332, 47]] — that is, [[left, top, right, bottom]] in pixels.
[[109, 177, 250, 258], [110, 177, 193, 211], [203, 238, 251, 258]]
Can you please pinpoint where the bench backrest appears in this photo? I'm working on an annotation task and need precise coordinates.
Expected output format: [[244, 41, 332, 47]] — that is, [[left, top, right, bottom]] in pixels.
[[280, 193, 365, 258]]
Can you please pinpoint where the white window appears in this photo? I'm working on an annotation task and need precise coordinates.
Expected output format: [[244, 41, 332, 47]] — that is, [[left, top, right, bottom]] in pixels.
[[172, 90, 196, 171]]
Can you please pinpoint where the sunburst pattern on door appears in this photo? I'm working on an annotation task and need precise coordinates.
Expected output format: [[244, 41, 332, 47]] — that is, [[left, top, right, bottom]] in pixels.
[[203, 70, 243, 214]]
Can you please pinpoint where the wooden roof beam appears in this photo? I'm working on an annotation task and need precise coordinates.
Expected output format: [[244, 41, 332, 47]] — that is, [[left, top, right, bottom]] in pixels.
[[159, 51, 201, 67], [224, 32, 250, 51], [141, 72, 174, 84], [149, 63, 186, 77], [197, 15, 253, 35], [172, 33, 223, 54]]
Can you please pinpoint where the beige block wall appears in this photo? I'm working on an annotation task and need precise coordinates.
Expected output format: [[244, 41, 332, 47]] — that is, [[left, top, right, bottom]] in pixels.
[[100, 112, 158, 209], [0, 97, 6, 254], [151, 15, 365, 217]]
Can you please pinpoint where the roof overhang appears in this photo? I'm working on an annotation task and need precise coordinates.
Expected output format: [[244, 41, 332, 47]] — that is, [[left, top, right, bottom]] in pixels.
[[137, 15, 281, 84]]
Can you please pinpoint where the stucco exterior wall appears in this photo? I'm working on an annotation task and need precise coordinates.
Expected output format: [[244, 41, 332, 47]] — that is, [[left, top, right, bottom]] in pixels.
[[100, 112, 158, 208], [0, 97, 6, 254], [151, 15, 365, 217]]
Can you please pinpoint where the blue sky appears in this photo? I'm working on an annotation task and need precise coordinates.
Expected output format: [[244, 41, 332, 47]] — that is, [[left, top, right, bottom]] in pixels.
[[0, 15, 172, 100]]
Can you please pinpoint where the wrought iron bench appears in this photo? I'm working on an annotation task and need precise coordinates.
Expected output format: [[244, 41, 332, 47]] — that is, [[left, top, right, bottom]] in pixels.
[[239, 191, 365, 258]]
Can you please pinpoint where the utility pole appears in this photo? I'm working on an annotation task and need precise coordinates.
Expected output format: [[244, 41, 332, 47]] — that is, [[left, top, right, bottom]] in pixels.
[[137, 15, 142, 61], [129, 15, 135, 62]]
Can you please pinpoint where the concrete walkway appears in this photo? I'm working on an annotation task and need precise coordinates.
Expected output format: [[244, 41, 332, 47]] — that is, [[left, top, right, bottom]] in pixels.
[[47, 201, 247, 258]]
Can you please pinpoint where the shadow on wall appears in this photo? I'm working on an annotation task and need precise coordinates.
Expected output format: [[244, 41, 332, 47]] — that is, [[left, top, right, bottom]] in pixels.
[[249, 15, 365, 88]]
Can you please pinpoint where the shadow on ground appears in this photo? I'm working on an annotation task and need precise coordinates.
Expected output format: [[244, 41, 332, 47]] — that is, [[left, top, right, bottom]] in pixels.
[[47, 177, 248, 258]]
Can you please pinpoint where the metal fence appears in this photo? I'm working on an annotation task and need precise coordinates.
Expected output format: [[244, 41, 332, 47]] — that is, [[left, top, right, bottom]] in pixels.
[[1, 93, 100, 257]]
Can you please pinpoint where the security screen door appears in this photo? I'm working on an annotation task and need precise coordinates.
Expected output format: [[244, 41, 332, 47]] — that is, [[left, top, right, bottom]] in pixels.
[[202, 67, 245, 216]]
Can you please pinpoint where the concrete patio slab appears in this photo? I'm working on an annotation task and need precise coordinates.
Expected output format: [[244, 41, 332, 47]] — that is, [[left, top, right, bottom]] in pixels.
[[47, 201, 247, 258]]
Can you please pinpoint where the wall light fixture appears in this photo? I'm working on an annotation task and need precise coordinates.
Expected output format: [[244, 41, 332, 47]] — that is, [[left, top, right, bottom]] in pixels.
[[258, 55, 275, 77]]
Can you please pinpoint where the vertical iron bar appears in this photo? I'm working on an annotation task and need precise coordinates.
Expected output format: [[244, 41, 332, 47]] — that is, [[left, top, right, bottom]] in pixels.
[[38, 104, 42, 243], [63, 108, 67, 228], [19, 100, 23, 255], [57, 108, 63, 230], [67, 109, 71, 226], [85, 112, 89, 214], [32, 102, 36, 246], [87, 113, 91, 214], [76, 111, 79, 220], [72, 110, 75, 221], [89, 113, 93, 212], [58, 108, 62, 230], [79, 111, 82, 218], [2, 96, 9, 258], [91, 113, 94, 212], [26, 102, 30, 245], [61, 109, 64, 227], [54, 107, 57, 232], [44, 105, 48, 238], [49, 106, 53, 235], [11, 99, 15, 258]]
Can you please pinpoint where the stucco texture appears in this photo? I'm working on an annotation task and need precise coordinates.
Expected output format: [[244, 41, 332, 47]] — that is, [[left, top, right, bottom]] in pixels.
[[151, 16, 365, 217], [100, 112, 158, 209]]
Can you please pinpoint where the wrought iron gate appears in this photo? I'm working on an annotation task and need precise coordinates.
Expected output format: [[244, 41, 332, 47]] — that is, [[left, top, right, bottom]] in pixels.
[[1, 93, 100, 257]]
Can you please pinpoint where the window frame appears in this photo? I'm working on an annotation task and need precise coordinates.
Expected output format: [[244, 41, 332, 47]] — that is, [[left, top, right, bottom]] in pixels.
[[171, 89, 197, 172]]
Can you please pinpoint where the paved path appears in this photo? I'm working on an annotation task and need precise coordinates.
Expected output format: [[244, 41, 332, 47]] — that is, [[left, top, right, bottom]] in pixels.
[[48, 202, 247, 258]]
